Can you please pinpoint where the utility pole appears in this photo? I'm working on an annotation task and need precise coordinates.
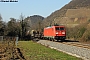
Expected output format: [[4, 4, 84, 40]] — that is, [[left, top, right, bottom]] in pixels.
[[20, 13, 24, 40], [22, 19, 24, 40]]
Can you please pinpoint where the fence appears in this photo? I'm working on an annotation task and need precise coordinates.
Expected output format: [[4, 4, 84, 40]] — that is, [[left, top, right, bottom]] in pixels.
[[0, 36, 18, 46]]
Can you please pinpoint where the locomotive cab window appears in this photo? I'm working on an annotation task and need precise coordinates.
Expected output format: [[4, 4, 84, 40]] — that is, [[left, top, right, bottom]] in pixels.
[[55, 27, 64, 30]]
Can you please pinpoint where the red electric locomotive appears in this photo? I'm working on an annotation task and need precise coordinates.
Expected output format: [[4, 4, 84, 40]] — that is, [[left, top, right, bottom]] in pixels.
[[43, 26, 66, 41]]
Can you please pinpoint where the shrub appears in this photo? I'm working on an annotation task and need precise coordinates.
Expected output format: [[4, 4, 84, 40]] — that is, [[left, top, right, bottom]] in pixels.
[[81, 26, 90, 42], [66, 23, 87, 41]]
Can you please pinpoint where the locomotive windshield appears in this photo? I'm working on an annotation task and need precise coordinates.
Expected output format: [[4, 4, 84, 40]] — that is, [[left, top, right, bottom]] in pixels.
[[55, 27, 64, 30]]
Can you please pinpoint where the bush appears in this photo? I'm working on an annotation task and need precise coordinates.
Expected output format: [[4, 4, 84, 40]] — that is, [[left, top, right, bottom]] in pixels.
[[81, 26, 90, 42], [66, 23, 87, 41]]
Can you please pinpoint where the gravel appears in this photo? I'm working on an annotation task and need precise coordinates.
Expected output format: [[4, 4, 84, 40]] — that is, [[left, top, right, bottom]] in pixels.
[[37, 40, 90, 60]]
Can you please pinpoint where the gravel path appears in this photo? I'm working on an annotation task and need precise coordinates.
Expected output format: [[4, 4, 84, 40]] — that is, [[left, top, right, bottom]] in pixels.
[[37, 40, 90, 60]]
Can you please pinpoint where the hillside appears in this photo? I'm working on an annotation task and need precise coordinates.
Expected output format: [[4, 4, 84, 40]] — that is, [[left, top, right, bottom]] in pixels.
[[24, 15, 44, 30], [43, 0, 90, 27]]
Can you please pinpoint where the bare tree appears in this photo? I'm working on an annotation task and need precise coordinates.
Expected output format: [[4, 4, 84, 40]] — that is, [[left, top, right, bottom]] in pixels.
[[0, 14, 6, 36], [19, 13, 25, 39], [0, 14, 2, 21]]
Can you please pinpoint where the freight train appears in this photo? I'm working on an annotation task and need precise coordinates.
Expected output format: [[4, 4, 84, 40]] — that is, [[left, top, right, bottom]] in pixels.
[[30, 25, 66, 41]]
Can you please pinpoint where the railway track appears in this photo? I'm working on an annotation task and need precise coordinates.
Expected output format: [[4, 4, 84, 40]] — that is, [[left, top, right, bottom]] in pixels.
[[35, 38, 90, 49], [60, 41, 90, 49], [37, 40, 90, 60]]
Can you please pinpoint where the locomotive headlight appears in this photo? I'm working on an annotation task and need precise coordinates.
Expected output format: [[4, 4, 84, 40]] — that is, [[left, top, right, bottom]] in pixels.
[[56, 32, 58, 34], [62, 32, 65, 34]]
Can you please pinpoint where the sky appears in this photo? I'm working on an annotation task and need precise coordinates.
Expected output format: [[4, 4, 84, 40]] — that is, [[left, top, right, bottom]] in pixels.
[[0, 0, 71, 22]]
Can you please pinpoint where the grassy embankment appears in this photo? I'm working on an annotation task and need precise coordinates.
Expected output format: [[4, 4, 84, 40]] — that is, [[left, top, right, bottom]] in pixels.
[[17, 41, 82, 60]]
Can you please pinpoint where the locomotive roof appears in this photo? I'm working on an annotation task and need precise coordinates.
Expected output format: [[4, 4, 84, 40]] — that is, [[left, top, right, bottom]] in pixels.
[[45, 26, 65, 29]]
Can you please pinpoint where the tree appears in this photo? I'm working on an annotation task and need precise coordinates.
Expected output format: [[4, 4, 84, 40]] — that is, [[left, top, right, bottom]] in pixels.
[[0, 14, 3, 28], [19, 13, 28, 39], [7, 18, 19, 36], [0, 14, 2, 21], [0, 14, 4, 36]]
